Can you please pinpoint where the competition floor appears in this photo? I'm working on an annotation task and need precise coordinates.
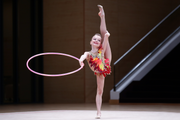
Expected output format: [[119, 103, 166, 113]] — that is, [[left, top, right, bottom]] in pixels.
[[0, 103, 180, 120]]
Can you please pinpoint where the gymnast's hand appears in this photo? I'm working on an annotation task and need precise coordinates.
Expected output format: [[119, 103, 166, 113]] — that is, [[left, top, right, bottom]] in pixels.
[[105, 31, 110, 37], [79, 60, 84, 67]]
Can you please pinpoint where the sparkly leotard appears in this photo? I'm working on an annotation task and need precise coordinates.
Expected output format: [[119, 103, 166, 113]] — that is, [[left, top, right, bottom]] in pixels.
[[88, 47, 111, 77]]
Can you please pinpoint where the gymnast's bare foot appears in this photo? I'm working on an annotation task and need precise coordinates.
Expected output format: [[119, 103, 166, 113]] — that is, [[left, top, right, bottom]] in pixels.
[[97, 5, 105, 18]]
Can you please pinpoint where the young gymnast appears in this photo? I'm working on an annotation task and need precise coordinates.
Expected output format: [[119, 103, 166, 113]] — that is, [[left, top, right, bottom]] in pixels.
[[79, 5, 112, 119]]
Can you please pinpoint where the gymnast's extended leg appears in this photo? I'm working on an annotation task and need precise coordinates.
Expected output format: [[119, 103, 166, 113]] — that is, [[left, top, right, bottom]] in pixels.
[[98, 5, 112, 64]]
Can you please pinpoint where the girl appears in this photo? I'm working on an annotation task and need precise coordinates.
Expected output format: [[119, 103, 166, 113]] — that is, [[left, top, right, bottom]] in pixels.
[[79, 5, 112, 119]]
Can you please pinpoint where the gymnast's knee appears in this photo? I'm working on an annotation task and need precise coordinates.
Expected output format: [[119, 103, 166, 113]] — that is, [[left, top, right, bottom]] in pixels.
[[97, 89, 103, 96]]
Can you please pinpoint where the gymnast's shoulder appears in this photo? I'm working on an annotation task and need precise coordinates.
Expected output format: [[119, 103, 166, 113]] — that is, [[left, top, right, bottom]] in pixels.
[[83, 51, 90, 59], [84, 51, 90, 56]]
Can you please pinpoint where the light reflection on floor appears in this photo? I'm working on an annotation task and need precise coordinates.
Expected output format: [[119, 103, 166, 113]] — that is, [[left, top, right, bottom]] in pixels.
[[0, 103, 180, 120]]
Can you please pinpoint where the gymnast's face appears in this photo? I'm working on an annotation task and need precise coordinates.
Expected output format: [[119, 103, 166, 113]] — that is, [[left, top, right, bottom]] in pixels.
[[90, 35, 102, 48]]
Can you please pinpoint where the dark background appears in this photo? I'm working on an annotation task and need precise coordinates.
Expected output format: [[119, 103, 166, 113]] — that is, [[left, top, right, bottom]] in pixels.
[[0, 0, 180, 104]]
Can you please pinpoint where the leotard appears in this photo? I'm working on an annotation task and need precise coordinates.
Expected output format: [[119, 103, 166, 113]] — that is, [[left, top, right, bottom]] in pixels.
[[88, 47, 111, 77]]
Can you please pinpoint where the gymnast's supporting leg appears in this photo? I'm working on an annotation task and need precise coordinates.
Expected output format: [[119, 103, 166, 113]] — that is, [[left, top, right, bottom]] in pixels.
[[98, 5, 112, 64], [96, 74, 105, 118]]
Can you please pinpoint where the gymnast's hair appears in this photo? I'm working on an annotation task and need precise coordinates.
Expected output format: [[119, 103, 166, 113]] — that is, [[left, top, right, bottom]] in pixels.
[[94, 33, 102, 38]]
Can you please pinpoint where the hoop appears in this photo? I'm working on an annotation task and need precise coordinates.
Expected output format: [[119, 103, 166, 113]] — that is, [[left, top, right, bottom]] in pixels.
[[26, 52, 83, 77]]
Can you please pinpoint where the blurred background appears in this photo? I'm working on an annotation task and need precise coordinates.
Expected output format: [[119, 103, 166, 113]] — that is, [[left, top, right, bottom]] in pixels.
[[0, 0, 180, 104]]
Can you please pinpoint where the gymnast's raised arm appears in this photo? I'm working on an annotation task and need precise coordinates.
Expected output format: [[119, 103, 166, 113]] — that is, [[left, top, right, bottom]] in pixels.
[[102, 31, 110, 53]]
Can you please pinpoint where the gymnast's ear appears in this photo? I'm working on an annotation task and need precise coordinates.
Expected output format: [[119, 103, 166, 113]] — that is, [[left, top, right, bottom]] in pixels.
[[90, 40, 93, 45]]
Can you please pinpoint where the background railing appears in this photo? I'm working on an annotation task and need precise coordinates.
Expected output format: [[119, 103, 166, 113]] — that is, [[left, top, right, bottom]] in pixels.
[[113, 5, 180, 91]]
